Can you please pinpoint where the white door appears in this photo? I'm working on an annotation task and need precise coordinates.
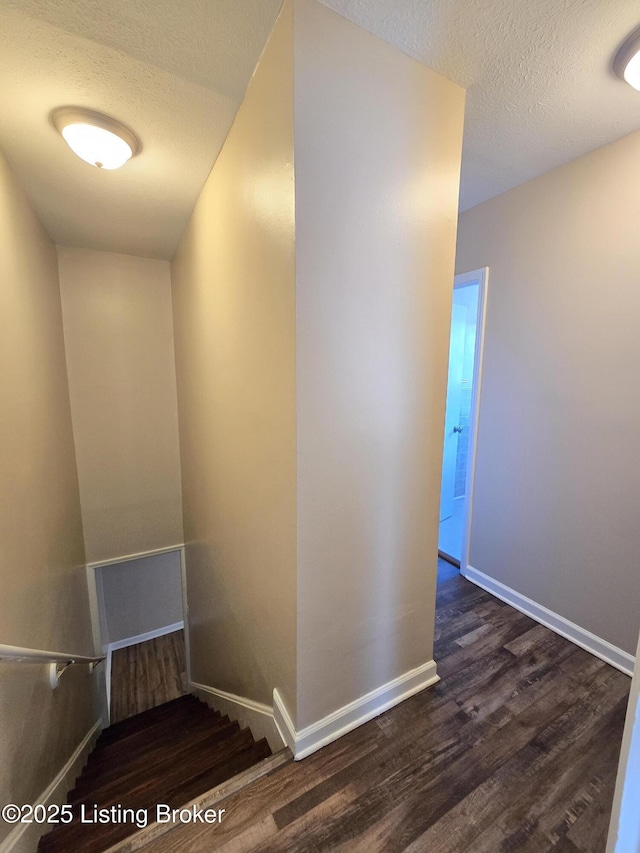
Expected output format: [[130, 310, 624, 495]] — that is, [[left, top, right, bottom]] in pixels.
[[439, 303, 467, 522]]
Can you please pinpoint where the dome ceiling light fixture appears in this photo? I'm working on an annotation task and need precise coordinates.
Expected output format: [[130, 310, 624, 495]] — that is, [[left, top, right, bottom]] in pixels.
[[613, 25, 640, 91], [51, 107, 141, 170]]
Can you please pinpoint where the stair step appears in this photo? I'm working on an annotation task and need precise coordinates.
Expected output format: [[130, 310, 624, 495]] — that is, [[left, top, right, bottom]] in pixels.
[[42, 739, 273, 853], [38, 694, 273, 853], [95, 749, 292, 853], [97, 696, 202, 745], [79, 708, 224, 780], [168, 737, 272, 804], [39, 729, 261, 853], [75, 715, 229, 780], [71, 721, 245, 807]]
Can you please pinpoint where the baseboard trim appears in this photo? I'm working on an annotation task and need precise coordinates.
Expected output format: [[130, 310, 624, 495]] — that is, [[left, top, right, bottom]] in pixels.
[[463, 564, 634, 677], [0, 719, 102, 853], [107, 622, 184, 653], [274, 659, 440, 761], [190, 682, 284, 753]]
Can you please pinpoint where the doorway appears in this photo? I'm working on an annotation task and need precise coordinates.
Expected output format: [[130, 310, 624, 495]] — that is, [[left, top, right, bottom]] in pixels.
[[438, 267, 488, 567], [86, 546, 188, 722]]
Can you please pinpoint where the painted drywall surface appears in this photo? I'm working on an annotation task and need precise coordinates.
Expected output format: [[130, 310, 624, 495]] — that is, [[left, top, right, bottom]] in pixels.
[[171, 3, 297, 714], [57, 247, 183, 564], [98, 551, 183, 645], [456, 129, 640, 654], [0, 149, 97, 845], [293, 0, 465, 728]]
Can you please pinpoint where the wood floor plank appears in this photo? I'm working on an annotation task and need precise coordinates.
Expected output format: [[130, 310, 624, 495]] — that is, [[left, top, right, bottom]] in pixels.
[[110, 630, 186, 723], [139, 561, 629, 853], [142, 721, 385, 852], [290, 674, 603, 852], [565, 767, 620, 852], [212, 816, 279, 853], [423, 693, 628, 853]]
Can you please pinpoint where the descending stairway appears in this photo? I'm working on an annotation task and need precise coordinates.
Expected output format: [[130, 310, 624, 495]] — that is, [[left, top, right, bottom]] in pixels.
[[38, 694, 272, 853]]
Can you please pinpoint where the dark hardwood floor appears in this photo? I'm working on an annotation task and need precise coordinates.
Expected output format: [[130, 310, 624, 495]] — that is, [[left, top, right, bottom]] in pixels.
[[110, 630, 186, 723], [142, 560, 630, 852]]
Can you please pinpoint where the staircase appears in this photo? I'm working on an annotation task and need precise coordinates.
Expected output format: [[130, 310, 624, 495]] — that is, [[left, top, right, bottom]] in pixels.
[[38, 695, 273, 853]]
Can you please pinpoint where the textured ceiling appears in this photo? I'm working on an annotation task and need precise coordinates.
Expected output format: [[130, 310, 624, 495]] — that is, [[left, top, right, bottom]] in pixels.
[[324, 0, 640, 212], [0, 0, 640, 258], [0, 0, 281, 258]]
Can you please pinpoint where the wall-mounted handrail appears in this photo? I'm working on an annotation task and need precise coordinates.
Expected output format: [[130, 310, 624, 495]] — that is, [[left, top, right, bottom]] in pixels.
[[0, 643, 104, 665], [0, 643, 105, 688]]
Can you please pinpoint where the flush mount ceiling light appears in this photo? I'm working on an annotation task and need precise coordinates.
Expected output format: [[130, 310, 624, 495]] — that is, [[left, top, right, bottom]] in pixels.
[[51, 107, 141, 170], [613, 25, 640, 91]]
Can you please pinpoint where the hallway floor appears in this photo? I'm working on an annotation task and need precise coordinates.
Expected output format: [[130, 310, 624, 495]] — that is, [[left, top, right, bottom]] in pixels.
[[438, 497, 465, 563], [139, 561, 629, 852], [110, 630, 186, 723]]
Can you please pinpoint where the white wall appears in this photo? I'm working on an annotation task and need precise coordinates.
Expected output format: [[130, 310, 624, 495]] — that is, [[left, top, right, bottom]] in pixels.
[[293, 0, 465, 728], [58, 248, 183, 564], [456, 129, 640, 655]]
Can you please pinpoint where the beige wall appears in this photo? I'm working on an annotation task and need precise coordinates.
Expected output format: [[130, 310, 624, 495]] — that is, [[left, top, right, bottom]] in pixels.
[[171, 0, 464, 731], [171, 3, 298, 713], [0, 149, 98, 844], [58, 248, 183, 564], [293, 0, 465, 727], [456, 129, 640, 654]]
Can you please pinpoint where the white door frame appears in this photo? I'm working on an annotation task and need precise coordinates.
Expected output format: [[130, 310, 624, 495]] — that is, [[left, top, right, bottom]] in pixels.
[[450, 266, 489, 572]]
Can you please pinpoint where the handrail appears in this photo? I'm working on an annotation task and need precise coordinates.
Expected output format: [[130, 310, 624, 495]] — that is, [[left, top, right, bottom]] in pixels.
[[0, 643, 105, 688], [0, 643, 104, 665]]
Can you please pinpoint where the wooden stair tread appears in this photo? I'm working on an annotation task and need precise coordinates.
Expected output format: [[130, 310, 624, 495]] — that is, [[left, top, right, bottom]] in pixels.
[[40, 734, 259, 853], [41, 739, 274, 853], [70, 724, 249, 808], [168, 737, 272, 804], [74, 714, 232, 791], [96, 696, 206, 745], [38, 695, 272, 853]]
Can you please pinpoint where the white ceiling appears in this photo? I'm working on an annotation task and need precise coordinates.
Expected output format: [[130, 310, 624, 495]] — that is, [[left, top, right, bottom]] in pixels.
[[1, 0, 640, 259]]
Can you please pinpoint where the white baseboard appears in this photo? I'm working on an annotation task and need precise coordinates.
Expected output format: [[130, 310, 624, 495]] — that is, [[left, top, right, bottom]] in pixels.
[[0, 719, 102, 853], [274, 659, 440, 761], [107, 622, 184, 653], [463, 564, 634, 677], [190, 682, 285, 754]]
